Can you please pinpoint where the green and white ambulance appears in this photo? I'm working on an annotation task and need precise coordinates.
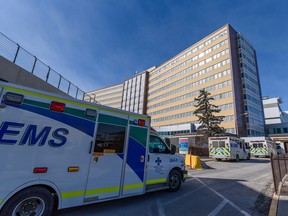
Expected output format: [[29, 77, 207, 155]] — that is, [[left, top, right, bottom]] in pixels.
[[242, 136, 277, 157], [209, 136, 251, 161], [0, 81, 187, 216]]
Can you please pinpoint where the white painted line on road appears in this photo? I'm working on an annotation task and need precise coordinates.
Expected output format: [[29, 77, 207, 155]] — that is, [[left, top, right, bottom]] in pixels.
[[165, 185, 206, 205], [208, 200, 227, 216], [194, 177, 251, 216], [156, 198, 165, 216]]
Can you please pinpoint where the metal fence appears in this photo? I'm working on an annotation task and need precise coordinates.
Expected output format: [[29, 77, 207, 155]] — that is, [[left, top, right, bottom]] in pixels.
[[271, 154, 288, 195], [0, 32, 96, 102]]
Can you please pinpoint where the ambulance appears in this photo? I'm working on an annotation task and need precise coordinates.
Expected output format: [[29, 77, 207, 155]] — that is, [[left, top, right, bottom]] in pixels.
[[0, 81, 187, 216], [242, 136, 278, 157], [209, 136, 251, 161]]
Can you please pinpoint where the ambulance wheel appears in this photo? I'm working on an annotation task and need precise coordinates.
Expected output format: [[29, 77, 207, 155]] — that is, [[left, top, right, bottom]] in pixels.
[[168, 170, 181, 192], [235, 154, 239, 162], [1, 187, 54, 216]]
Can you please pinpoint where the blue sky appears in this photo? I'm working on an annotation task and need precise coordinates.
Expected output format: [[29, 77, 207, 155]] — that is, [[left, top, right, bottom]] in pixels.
[[0, 0, 288, 109]]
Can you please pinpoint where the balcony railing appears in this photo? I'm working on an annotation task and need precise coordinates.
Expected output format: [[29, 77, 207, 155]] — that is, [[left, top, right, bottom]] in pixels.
[[0, 32, 96, 103]]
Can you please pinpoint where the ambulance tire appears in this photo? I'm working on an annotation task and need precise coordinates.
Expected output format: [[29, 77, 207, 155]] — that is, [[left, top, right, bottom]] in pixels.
[[235, 154, 239, 162], [1, 186, 54, 216], [168, 170, 181, 192]]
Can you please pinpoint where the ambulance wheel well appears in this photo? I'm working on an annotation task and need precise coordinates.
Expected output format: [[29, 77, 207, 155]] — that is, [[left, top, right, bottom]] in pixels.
[[171, 167, 184, 180], [1, 185, 58, 215], [15, 185, 59, 210]]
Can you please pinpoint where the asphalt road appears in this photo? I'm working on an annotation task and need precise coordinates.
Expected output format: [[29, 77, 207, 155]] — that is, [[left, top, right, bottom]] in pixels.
[[56, 158, 273, 216]]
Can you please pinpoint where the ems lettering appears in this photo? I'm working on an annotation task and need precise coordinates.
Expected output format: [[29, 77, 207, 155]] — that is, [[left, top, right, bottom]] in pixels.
[[0, 122, 24, 145], [20, 125, 51, 146], [48, 128, 69, 148], [0, 121, 69, 147]]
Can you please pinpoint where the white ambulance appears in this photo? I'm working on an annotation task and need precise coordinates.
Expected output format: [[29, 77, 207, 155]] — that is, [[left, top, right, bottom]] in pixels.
[[242, 136, 280, 157], [0, 81, 187, 216], [209, 136, 251, 161]]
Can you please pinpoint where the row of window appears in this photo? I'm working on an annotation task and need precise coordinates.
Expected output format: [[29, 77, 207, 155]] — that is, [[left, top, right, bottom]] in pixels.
[[239, 45, 255, 62], [122, 74, 147, 113], [243, 83, 260, 97], [149, 64, 231, 97], [238, 35, 255, 57], [150, 39, 229, 84], [152, 111, 236, 124], [242, 71, 258, 87], [158, 130, 191, 136], [150, 30, 228, 78], [149, 98, 233, 117], [95, 91, 122, 100], [247, 129, 264, 136], [149, 48, 230, 91], [104, 102, 121, 108], [267, 127, 288, 134], [92, 85, 123, 96], [98, 96, 122, 104], [247, 116, 264, 127], [149, 49, 231, 90], [148, 89, 232, 111], [245, 105, 263, 117], [243, 94, 261, 107], [149, 73, 232, 104], [241, 62, 257, 78], [240, 52, 256, 68]]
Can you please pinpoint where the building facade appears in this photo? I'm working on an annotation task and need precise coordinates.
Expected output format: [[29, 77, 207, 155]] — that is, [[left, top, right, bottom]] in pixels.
[[121, 70, 149, 114], [148, 24, 264, 136], [263, 97, 288, 152], [88, 24, 265, 137], [86, 83, 123, 109]]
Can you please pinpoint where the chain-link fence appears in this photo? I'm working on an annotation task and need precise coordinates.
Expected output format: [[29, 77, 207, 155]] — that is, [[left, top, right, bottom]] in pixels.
[[0, 32, 96, 102], [271, 154, 288, 195]]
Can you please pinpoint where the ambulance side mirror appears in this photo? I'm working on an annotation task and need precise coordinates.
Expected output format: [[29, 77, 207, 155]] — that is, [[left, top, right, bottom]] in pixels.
[[171, 145, 176, 155]]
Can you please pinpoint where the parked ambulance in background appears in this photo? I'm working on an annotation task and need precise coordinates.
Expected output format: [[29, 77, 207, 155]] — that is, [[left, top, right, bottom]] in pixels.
[[209, 136, 251, 161], [242, 136, 280, 157], [0, 81, 187, 216]]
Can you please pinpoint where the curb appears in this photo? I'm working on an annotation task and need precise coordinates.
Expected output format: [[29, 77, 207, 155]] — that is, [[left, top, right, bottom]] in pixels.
[[268, 193, 278, 216]]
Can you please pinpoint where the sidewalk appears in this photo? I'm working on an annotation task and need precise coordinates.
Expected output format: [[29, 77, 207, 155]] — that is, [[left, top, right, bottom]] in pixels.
[[276, 176, 288, 216], [270, 175, 288, 216]]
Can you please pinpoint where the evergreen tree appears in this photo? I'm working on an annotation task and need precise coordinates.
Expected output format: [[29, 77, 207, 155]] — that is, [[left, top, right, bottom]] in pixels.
[[193, 89, 225, 145]]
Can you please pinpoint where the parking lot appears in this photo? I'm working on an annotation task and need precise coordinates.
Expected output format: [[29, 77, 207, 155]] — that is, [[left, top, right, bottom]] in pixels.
[[56, 158, 273, 216]]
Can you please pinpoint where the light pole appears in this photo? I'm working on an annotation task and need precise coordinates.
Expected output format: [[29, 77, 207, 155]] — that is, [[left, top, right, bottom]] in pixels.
[[235, 112, 248, 136]]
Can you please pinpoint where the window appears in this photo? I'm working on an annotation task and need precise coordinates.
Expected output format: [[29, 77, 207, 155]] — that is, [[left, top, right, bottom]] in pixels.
[[149, 136, 170, 153], [94, 123, 126, 153], [277, 128, 282, 134]]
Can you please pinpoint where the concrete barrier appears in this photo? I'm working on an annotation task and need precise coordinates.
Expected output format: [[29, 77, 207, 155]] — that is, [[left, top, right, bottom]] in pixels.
[[185, 154, 202, 169]]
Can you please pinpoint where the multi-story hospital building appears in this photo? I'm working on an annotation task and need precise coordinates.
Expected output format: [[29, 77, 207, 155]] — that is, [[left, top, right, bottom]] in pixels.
[[87, 24, 265, 137]]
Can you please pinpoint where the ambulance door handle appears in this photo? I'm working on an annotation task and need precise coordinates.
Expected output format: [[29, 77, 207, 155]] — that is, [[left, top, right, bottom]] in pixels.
[[89, 141, 93, 154]]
